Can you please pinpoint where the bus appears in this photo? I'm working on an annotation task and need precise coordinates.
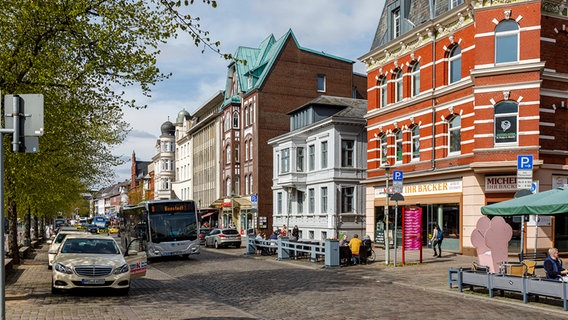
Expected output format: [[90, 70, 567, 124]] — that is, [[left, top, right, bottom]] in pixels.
[[94, 215, 107, 230], [119, 200, 200, 259]]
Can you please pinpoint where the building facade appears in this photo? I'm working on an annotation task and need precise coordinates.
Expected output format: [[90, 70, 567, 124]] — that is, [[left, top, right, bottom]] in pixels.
[[360, 0, 568, 255], [269, 96, 368, 241], [216, 29, 367, 234], [153, 120, 176, 200]]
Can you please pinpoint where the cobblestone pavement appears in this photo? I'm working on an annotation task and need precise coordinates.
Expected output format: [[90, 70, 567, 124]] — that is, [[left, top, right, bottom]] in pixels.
[[4, 242, 568, 319]]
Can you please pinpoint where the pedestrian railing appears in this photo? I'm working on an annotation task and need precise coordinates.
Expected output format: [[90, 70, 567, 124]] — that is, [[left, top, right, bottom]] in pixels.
[[246, 236, 340, 268]]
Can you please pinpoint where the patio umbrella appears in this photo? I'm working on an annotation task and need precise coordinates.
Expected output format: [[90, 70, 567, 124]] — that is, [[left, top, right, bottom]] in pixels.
[[481, 186, 568, 258], [481, 186, 568, 216]]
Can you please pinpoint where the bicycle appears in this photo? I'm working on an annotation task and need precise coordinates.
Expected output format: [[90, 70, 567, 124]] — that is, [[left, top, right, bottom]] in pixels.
[[366, 248, 376, 262]]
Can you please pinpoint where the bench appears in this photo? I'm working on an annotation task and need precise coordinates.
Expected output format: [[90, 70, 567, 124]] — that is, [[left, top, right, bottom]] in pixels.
[[18, 246, 31, 259], [519, 251, 547, 263]]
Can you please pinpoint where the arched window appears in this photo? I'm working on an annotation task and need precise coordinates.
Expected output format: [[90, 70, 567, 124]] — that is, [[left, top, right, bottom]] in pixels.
[[448, 115, 461, 154], [411, 125, 420, 160], [226, 145, 231, 164], [394, 129, 403, 163], [394, 69, 403, 102], [495, 20, 519, 64], [411, 63, 420, 97], [233, 112, 239, 128], [494, 101, 518, 144], [449, 45, 462, 84], [380, 133, 388, 164], [379, 77, 388, 107]]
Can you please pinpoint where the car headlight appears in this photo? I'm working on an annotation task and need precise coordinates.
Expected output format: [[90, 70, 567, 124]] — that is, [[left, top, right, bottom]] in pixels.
[[114, 264, 129, 275], [53, 263, 73, 274]]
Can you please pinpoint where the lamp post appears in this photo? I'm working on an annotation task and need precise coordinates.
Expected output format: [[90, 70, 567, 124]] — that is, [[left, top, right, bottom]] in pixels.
[[390, 192, 404, 267], [382, 165, 391, 265]]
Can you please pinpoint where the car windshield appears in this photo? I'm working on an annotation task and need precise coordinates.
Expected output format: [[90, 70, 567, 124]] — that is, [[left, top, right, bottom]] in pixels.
[[60, 238, 120, 254], [223, 229, 239, 235], [55, 234, 67, 244]]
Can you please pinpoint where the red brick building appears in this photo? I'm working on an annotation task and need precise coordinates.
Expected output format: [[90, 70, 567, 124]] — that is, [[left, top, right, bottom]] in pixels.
[[216, 29, 367, 233], [360, 0, 568, 255]]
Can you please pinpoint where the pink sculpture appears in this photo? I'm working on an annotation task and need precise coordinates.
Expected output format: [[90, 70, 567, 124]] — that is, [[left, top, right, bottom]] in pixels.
[[471, 216, 513, 273]]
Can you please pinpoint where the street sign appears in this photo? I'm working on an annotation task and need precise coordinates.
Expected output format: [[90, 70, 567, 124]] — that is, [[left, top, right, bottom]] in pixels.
[[251, 194, 258, 202], [517, 155, 533, 189], [517, 155, 533, 170], [392, 170, 403, 193]]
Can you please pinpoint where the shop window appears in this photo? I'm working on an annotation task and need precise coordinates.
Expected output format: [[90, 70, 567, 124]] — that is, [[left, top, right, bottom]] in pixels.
[[495, 20, 519, 64], [494, 101, 518, 145]]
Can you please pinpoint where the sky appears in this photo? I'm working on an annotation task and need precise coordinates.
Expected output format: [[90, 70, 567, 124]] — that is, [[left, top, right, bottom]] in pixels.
[[112, 0, 386, 183]]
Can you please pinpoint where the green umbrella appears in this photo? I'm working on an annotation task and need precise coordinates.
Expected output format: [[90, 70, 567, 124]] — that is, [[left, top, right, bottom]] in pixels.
[[481, 186, 568, 216]]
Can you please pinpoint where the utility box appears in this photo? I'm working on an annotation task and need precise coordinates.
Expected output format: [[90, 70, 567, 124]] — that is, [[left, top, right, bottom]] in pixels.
[[324, 239, 340, 268]]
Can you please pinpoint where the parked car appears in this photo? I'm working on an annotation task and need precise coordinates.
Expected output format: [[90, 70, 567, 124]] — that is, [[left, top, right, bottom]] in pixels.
[[198, 229, 211, 245], [48, 228, 87, 269], [51, 234, 147, 295], [204, 228, 241, 249]]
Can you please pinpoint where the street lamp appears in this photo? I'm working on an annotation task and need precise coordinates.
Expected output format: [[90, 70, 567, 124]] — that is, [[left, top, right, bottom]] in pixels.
[[381, 165, 391, 265]]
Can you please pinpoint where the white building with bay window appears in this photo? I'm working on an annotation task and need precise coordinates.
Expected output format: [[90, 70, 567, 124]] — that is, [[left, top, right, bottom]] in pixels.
[[268, 96, 367, 241]]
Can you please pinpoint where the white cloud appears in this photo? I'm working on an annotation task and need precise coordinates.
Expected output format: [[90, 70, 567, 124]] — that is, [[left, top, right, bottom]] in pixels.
[[112, 0, 386, 182]]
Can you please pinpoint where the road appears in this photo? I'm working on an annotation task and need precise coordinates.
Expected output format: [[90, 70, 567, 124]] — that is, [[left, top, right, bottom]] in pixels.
[[5, 242, 568, 319]]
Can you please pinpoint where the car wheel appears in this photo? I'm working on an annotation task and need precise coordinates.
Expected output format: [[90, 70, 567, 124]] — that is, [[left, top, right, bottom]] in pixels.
[[204, 241, 209, 248], [214, 240, 219, 249]]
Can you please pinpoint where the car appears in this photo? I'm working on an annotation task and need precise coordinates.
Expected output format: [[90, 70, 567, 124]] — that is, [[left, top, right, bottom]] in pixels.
[[204, 228, 241, 249], [51, 234, 147, 295], [48, 228, 87, 269], [198, 229, 211, 245]]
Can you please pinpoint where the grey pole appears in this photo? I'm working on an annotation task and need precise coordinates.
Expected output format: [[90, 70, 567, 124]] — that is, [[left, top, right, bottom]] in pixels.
[[0, 129, 5, 320], [391, 193, 404, 268], [383, 166, 390, 265]]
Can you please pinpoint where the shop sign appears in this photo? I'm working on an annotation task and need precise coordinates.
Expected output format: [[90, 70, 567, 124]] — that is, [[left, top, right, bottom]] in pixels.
[[485, 175, 518, 192], [374, 179, 462, 198], [552, 175, 568, 188]]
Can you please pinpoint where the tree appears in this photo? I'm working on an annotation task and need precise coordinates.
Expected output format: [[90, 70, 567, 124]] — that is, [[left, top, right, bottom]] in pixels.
[[0, 0, 228, 259]]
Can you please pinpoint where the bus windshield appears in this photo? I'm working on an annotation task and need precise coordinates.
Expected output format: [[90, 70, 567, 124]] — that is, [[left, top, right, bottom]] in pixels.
[[149, 211, 198, 243]]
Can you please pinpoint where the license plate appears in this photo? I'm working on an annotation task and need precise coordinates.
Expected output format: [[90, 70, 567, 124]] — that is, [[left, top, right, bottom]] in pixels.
[[82, 279, 105, 285], [163, 251, 183, 256]]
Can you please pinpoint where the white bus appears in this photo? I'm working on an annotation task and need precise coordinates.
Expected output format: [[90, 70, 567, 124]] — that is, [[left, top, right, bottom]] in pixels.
[[119, 200, 200, 259]]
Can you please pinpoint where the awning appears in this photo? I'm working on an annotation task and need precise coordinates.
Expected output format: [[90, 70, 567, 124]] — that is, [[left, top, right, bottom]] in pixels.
[[201, 211, 216, 218], [210, 196, 252, 209]]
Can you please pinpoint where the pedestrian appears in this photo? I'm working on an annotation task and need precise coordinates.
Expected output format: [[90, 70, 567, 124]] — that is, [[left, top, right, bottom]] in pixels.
[[280, 225, 288, 237], [431, 224, 443, 257], [348, 234, 362, 265], [291, 225, 299, 241], [544, 247, 568, 281], [339, 234, 349, 246]]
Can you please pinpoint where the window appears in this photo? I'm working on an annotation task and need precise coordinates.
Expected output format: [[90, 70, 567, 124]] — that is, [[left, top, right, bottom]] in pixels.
[[317, 74, 326, 92], [297, 147, 304, 172], [392, 8, 400, 38], [277, 192, 282, 214], [245, 174, 250, 194], [494, 101, 518, 144], [234, 176, 240, 194], [226, 178, 231, 196], [249, 175, 253, 193], [411, 63, 420, 97], [394, 69, 403, 102], [321, 187, 328, 213], [249, 140, 253, 160], [281, 148, 290, 173], [411, 125, 420, 160], [234, 145, 239, 162], [321, 141, 328, 169], [308, 189, 315, 213], [379, 77, 388, 107], [341, 140, 354, 167], [308, 145, 315, 171], [449, 45, 462, 84], [495, 20, 519, 64], [245, 141, 249, 161], [395, 130, 403, 163], [341, 187, 354, 213], [380, 134, 388, 164], [233, 112, 239, 128], [451, 0, 463, 8], [226, 145, 231, 164], [448, 115, 461, 154], [297, 191, 304, 213], [245, 107, 249, 127]]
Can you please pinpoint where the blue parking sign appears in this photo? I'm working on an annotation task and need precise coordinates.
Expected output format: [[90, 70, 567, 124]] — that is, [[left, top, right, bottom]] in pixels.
[[392, 170, 403, 182], [517, 155, 533, 170]]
